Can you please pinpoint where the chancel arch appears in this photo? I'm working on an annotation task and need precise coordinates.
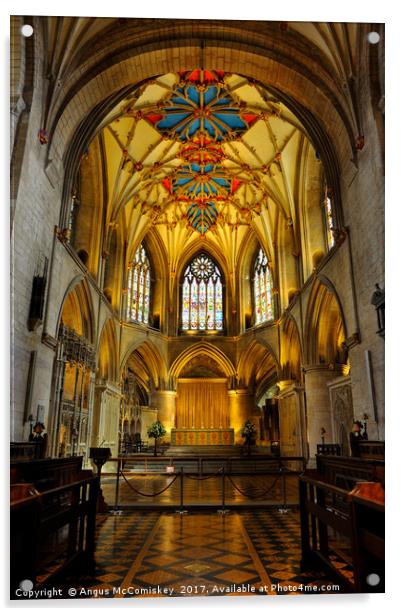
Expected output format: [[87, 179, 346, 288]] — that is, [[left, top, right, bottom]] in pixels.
[[168, 343, 236, 444], [169, 342, 236, 383]]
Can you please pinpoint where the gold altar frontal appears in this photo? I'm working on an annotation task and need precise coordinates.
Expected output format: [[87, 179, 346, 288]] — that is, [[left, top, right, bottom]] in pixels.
[[170, 428, 234, 446]]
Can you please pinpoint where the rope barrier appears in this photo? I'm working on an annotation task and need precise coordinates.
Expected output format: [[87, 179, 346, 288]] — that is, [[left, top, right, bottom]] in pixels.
[[120, 470, 178, 497], [185, 467, 224, 480], [226, 474, 280, 499], [116, 466, 294, 503]]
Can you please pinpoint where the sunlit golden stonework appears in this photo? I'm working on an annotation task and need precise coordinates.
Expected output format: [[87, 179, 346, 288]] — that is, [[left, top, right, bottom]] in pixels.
[[10, 17, 384, 597]]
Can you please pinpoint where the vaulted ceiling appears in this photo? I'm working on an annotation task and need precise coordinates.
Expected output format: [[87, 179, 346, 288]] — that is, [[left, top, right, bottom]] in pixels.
[[21, 17, 381, 307], [94, 69, 312, 280]]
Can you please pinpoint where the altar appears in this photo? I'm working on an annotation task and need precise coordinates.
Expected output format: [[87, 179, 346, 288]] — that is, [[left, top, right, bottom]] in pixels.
[[170, 428, 234, 446]]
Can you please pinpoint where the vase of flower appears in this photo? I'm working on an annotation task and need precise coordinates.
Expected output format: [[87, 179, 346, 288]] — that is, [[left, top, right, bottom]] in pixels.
[[147, 420, 167, 456], [241, 420, 257, 456]]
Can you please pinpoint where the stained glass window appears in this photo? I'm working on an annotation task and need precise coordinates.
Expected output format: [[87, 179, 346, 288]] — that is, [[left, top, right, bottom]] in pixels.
[[181, 253, 223, 331], [126, 244, 151, 324], [254, 248, 274, 325], [324, 186, 335, 248]]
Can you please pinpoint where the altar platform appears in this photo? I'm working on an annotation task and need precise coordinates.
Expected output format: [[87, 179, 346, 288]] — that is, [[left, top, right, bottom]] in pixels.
[[170, 428, 234, 446]]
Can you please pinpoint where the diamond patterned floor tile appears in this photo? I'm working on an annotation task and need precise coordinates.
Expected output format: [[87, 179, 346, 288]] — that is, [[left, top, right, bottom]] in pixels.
[[53, 510, 349, 599]]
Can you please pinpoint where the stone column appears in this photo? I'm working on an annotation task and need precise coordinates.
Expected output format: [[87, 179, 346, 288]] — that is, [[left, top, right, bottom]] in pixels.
[[304, 365, 342, 466], [149, 390, 177, 441], [276, 380, 307, 459], [91, 380, 106, 449], [228, 389, 255, 444], [84, 371, 96, 467]]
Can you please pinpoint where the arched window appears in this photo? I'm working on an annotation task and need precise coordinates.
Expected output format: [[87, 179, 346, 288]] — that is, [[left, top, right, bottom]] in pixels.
[[254, 247, 274, 325], [182, 253, 223, 331], [126, 244, 151, 324], [324, 185, 335, 249]]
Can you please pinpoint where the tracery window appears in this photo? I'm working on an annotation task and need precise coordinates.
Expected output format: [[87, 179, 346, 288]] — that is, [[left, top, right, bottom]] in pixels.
[[254, 248, 274, 325], [181, 253, 223, 331], [126, 244, 151, 324]]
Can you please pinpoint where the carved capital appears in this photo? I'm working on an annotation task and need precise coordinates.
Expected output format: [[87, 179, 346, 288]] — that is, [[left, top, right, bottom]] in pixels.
[[341, 332, 361, 350]]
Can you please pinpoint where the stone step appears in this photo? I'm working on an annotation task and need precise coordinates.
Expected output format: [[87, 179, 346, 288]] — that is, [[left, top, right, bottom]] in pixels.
[[164, 445, 242, 456]]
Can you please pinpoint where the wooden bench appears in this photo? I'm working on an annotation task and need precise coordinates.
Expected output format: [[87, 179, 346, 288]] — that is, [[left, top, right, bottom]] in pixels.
[[10, 475, 99, 596], [299, 466, 384, 592]]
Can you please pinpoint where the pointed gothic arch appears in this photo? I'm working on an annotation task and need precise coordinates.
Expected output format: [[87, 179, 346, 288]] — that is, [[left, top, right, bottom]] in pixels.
[[97, 318, 119, 383], [180, 251, 225, 332], [280, 314, 303, 382], [304, 277, 347, 366], [169, 342, 236, 382]]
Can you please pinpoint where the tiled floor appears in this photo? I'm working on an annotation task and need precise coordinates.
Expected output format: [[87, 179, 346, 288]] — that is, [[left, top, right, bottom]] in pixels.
[[57, 510, 350, 599]]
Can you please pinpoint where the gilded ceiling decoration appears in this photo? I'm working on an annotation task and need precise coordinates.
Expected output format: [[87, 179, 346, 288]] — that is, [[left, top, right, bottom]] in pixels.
[[100, 69, 305, 243]]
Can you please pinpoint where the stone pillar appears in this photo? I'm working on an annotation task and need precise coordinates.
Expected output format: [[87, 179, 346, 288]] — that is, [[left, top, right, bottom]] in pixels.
[[228, 389, 255, 444], [91, 381, 106, 449], [140, 406, 158, 444], [304, 365, 342, 466], [276, 380, 307, 459], [84, 371, 96, 467], [149, 390, 177, 441]]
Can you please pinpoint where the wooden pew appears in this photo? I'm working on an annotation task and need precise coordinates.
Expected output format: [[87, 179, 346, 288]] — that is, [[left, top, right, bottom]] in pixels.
[[10, 475, 99, 597], [299, 458, 385, 593]]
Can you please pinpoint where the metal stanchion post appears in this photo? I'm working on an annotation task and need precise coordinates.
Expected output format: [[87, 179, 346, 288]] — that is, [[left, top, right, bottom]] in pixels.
[[218, 468, 229, 515], [111, 458, 123, 515], [176, 467, 188, 515], [278, 465, 289, 514]]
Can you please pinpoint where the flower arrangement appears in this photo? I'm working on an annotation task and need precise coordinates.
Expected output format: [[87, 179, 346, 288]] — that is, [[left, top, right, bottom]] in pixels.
[[147, 420, 167, 456], [241, 420, 257, 456], [242, 420, 257, 439]]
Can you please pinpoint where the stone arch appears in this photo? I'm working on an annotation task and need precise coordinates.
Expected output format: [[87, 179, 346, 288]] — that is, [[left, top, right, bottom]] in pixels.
[[237, 340, 279, 393], [56, 276, 94, 342], [97, 318, 119, 383], [304, 277, 347, 366], [169, 342, 236, 382], [120, 340, 168, 391], [280, 314, 303, 382]]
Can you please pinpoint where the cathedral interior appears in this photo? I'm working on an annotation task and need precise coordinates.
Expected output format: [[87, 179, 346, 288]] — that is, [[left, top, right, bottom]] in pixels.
[[10, 15, 385, 601]]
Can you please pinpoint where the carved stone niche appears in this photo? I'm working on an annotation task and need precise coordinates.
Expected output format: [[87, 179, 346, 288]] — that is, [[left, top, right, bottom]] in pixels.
[[328, 376, 354, 456]]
